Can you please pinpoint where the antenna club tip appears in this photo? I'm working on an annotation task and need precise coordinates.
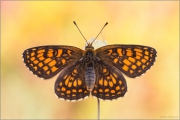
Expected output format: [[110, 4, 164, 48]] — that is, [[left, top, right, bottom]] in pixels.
[[105, 22, 108, 26], [73, 21, 77, 25]]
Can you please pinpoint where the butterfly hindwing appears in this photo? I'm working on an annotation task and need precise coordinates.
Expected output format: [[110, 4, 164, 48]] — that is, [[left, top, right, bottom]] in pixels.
[[22, 45, 84, 79], [55, 61, 90, 101], [92, 60, 127, 100], [96, 45, 157, 78]]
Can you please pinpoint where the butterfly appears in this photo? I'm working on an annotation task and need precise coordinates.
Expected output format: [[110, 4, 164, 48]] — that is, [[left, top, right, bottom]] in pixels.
[[22, 22, 157, 101]]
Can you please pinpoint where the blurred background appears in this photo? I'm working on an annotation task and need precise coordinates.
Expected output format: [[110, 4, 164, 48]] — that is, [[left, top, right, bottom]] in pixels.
[[1, 1, 179, 119]]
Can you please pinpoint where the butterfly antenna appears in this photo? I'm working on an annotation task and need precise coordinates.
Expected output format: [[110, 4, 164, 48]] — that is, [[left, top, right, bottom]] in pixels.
[[73, 21, 88, 44], [92, 22, 108, 44]]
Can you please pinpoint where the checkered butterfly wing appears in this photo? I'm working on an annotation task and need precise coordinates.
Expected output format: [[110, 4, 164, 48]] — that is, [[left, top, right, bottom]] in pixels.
[[22, 45, 84, 79], [55, 61, 90, 101], [92, 60, 127, 100], [96, 45, 157, 78]]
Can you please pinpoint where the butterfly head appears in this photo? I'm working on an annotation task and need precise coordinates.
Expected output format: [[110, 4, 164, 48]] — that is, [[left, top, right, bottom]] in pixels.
[[85, 42, 94, 50]]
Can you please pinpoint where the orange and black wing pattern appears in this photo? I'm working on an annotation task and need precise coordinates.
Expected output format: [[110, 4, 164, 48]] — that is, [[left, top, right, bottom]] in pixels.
[[92, 60, 127, 100], [22, 45, 84, 79], [96, 45, 157, 78], [55, 61, 90, 101]]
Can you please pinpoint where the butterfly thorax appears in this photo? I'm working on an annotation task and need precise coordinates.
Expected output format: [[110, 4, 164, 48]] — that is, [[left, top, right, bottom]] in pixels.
[[84, 45, 95, 62], [83, 44, 96, 91]]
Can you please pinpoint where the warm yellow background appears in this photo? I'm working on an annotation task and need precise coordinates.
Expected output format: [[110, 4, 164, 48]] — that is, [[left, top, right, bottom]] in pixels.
[[1, 1, 179, 119]]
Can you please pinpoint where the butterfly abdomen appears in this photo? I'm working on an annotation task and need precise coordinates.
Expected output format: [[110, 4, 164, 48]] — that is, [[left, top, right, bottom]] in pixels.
[[85, 67, 96, 91]]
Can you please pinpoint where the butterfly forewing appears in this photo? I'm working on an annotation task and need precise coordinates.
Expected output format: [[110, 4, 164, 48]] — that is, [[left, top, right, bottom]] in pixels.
[[55, 61, 90, 101], [23, 45, 84, 79], [92, 60, 127, 100], [96, 45, 157, 78]]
